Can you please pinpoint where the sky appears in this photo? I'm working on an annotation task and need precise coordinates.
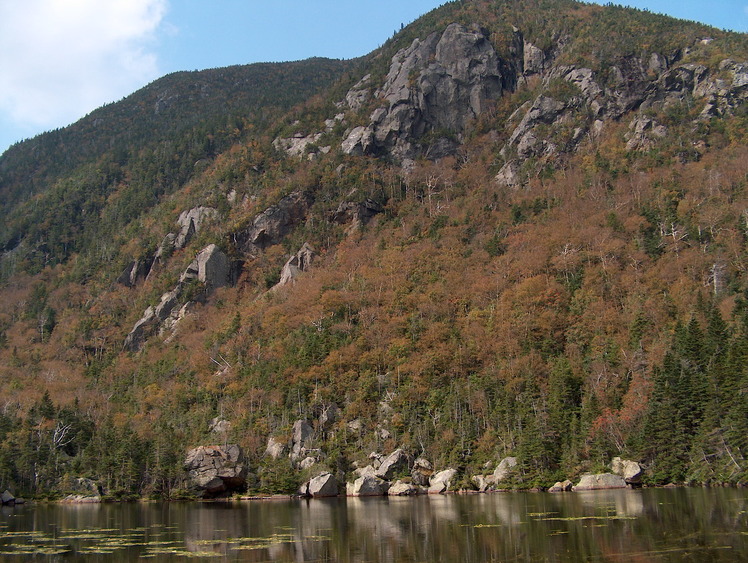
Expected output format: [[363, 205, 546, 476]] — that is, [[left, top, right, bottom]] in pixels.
[[0, 0, 746, 157]]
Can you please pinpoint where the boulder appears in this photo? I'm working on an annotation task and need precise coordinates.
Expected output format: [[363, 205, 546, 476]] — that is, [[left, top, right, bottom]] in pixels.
[[429, 468, 458, 494], [347, 475, 389, 497], [493, 457, 518, 482], [273, 243, 315, 289], [573, 473, 628, 491], [610, 457, 643, 484], [548, 480, 574, 492], [184, 444, 248, 497], [299, 457, 316, 471], [300, 472, 339, 498], [196, 244, 230, 290], [388, 480, 420, 496], [265, 436, 287, 459], [1, 490, 15, 505], [375, 448, 413, 480], [471, 474, 494, 492], [411, 457, 434, 487]]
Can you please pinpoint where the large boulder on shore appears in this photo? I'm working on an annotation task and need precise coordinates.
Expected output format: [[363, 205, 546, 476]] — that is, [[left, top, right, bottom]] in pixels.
[[388, 480, 421, 496], [347, 475, 389, 496], [1, 490, 15, 505], [299, 472, 339, 498], [429, 468, 458, 494], [573, 473, 628, 491], [548, 480, 574, 492], [411, 457, 434, 487], [610, 457, 643, 484], [184, 445, 248, 497]]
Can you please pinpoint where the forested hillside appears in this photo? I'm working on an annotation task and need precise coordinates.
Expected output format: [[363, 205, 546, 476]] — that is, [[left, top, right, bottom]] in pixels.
[[1, 0, 747, 499]]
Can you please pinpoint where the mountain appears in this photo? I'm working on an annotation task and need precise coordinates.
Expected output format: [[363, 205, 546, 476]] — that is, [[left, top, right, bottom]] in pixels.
[[1, 0, 747, 499]]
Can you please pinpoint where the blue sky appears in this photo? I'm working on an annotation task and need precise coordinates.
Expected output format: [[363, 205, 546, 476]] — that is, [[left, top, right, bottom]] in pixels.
[[0, 0, 746, 156]]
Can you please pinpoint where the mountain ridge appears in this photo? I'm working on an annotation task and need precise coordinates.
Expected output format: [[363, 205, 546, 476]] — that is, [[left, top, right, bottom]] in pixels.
[[0, 0, 747, 498]]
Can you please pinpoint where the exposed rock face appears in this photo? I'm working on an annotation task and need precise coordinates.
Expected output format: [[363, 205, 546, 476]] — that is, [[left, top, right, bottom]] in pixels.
[[124, 244, 234, 351], [573, 473, 628, 491], [290, 419, 314, 461], [330, 199, 383, 230], [342, 23, 510, 160], [265, 436, 287, 459], [347, 474, 389, 496], [299, 472, 339, 498], [175, 207, 218, 250], [184, 445, 248, 497], [236, 191, 314, 255], [273, 243, 315, 289], [195, 244, 230, 290], [117, 257, 151, 288], [610, 457, 643, 484], [375, 448, 413, 480], [625, 115, 668, 151], [429, 468, 458, 494], [493, 457, 518, 482]]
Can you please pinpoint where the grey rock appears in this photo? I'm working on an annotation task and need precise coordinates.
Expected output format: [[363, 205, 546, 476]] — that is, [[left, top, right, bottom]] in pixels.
[[184, 444, 248, 497], [330, 199, 383, 229], [573, 473, 628, 491], [610, 457, 643, 484], [471, 474, 496, 492], [299, 457, 317, 471], [625, 115, 667, 151], [345, 74, 372, 110], [388, 480, 420, 496], [548, 480, 574, 492], [290, 420, 314, 460], [236, 191, 314, 255], [175, 206, 218, 250], [493, 457, 518, 482], [123, 306, 156, 351], [429, 468, 458, 494], [265, 436, 287, 459], [523, 41, 547, 75], [347, 474, 389, 496], [495, 161, 521, 188], [1, 490, 15, 505], [196, 244, 230, 290], [273, 132, 324, 158], [375, 448, 413, 480], [411, 457, 434, 487], [342, 23, 509, 160], [302, 472, 339, 498], [273, 243, 315, 289]]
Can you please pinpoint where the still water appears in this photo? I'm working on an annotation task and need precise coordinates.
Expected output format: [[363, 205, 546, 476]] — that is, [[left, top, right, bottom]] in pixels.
[[1, 487, 747, 561]]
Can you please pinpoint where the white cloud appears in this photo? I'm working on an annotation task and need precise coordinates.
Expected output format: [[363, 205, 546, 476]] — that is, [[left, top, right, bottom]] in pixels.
[[0, 0, 167, 131]]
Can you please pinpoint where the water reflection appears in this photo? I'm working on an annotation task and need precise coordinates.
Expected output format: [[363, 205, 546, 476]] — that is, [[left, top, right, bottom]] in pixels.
[[0, 488, 747, 561]]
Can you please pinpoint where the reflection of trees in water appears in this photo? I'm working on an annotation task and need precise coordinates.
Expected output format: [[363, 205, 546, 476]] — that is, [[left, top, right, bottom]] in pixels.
[[150, 490, 748, 561]]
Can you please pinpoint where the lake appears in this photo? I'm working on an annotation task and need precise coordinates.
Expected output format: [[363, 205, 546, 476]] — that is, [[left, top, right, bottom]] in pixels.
[[1, 487, 747, 561]]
